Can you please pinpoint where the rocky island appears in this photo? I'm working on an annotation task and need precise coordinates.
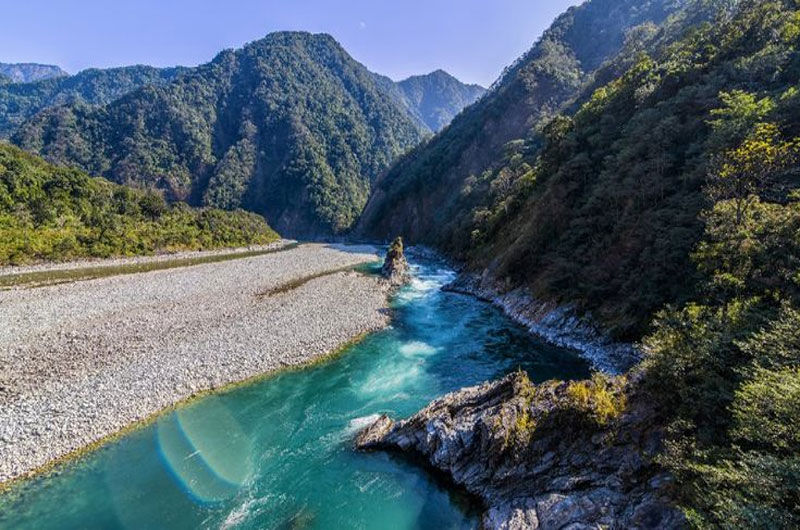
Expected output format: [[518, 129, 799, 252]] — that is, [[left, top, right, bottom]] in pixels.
[[381, 236, 411, 286]]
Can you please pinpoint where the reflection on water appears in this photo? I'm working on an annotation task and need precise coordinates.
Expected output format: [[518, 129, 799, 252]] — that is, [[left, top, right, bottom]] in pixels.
[[157, 398, 254, 503], [0, 256, 591, 529]]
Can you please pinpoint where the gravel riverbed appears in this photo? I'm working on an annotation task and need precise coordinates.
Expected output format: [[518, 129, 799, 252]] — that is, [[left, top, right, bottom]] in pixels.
[[0, 243, 391, 484]]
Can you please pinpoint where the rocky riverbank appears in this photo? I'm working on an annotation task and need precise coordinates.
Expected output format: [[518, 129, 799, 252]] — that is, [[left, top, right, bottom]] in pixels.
[[357, 371, 683, 529], [444, 272, 640, 374], [0, 243, 391, 485]]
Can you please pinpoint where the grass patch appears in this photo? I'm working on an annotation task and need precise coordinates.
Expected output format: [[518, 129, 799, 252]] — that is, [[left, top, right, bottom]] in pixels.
[[0, 243, 299, 290], [257, 262, 374, 297], [565, 374, 627, 426]]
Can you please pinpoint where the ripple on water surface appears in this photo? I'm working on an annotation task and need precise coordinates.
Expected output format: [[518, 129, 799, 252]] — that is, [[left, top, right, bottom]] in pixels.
[[0, 254, 591, 529]]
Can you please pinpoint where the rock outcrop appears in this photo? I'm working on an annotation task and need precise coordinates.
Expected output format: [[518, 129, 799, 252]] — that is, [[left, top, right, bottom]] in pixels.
[[444, 272, 640, 374], [381, 237, 411, 285], [356, 371, 684, 529]]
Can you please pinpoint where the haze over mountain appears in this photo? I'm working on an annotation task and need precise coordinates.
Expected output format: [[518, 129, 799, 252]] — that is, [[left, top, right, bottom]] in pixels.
[[0, 65, 188, 138], [12, 32, 430, 237], [375, 70, 486, 132], [0, 62, 67, 83]]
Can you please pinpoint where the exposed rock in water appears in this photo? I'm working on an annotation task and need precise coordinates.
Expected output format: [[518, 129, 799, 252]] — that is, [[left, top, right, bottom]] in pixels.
[[381, 237, 410, 285], [444, 272, 640, 374], [356, 371, 684, 529]]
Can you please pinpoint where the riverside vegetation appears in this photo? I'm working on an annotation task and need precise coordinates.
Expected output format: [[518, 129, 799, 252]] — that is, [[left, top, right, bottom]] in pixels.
[[0, 143, 279, 265]]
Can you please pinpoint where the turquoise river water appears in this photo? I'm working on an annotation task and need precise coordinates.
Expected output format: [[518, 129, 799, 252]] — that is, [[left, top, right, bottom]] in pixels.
[[0, 256, 591, 529]]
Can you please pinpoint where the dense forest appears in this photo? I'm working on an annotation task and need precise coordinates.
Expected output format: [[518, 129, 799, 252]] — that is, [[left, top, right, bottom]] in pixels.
[[357, 0, 743, 340], [356, 0, 692, 247], [0, 65, 188, 138], [634, 2, 800, 525], [0, 142, 278, 264], [11, 32, 429, 238]]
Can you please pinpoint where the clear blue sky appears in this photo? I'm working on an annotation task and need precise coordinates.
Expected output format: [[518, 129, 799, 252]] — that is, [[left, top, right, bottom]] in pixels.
[[0, 1, 582, 86]]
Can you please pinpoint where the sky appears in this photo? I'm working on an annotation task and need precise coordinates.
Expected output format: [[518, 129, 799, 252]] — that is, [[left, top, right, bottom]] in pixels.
[[0, 1, 582, 87]]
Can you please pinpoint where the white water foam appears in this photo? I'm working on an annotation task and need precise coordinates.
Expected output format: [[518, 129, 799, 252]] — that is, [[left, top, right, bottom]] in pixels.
[[361, 364, 422, 394], [345, 414, 382, 435], [398, 341, 439, 358], [219, 496, 266, 530]]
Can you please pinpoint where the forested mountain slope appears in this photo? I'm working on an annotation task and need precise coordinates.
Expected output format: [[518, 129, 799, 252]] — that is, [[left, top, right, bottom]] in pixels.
[[0, 62, 67, 83], [374, 70, 486, 132], [356, 0, 692, 245], [357, 0, 748, 340], [360, 1, 800, 526], [0, 65, 188, 138], [12, 32, 426, 237], [0, 142, 278, 264], [611, 2, 800, 525]]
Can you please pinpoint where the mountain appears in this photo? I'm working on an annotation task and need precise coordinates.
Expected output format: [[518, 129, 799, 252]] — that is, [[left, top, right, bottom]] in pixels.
[[0, 65, 188, 138], [0, 142, 278, 265], [361, 0, 800, 526], [0, 65, 478, 141], [357, 0, 693, 243], [374, 70, 486, 132], [0, 62, 68, 83], [355, 0, 717, 339], [12, 32, 427, 238]]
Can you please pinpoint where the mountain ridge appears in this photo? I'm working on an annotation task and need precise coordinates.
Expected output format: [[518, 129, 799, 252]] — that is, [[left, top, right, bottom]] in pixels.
[[0, 65, 188, 138], [396, 69, 486, 132], [12, 31, 428, 238], [356, 0, 693, 248]]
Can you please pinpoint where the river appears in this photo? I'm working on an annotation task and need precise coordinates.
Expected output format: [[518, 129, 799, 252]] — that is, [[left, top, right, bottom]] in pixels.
[[0, 255, 590, 529]]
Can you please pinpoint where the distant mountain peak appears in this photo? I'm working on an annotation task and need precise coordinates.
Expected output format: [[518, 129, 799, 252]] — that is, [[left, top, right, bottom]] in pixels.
[[0, 62, 68, 83], [375, 69, 486, 133], [402, 68, 484, 89], [0, 64, 188, 138]]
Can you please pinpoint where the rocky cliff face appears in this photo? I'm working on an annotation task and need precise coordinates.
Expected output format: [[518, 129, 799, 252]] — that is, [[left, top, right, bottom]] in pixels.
[[357, 371, 683, 529], [444, 272, 640, 374], [0, 63, 67, 83]]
